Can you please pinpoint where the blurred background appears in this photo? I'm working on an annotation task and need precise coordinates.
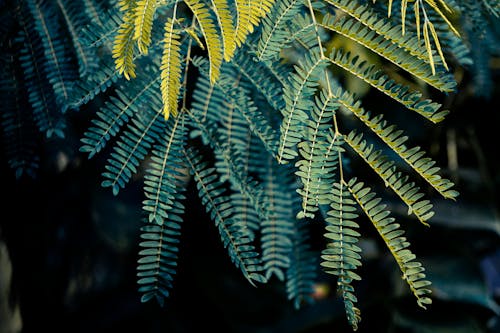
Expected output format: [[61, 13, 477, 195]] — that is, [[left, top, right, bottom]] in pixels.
[[1, 1, 500, 332]]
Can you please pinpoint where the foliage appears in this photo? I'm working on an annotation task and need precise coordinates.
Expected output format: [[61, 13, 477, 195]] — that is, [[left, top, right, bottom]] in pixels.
[[1, 0, 499, 331]]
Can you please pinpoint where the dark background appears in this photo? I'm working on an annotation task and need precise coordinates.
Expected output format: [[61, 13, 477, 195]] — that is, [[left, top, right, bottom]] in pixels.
[[1, 9, 500, 333]]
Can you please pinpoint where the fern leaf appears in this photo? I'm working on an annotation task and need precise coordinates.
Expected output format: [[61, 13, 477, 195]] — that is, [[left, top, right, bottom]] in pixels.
[[286, 217, 317, 309], [184, 148, 267, 285], [133, 0, 157, 54], [260, 157, 295, 281], [27, 0, 77, 110], [326, 48, 452, 122], [339, 94, 458, 199], [255, 0, 303, 62], [320, 14, 453, 89], [348, 179, 432, 309], [160, 18, 183, 119], [185, 0, 223, 83], [234, 0, 275, 50], [143, 112, 188, 224], [295, 90, 341, 219], [321, 181, 362, 330], [278, 48, 328, 163], [17, 8, 66, 138], [113, 8, 137, 80], [211, 0, 236, 61], [0, 47, 40, 178], [344, 130, 434, 226], [138, 218, 182, 305], [186, 107, 269, 222], [80, 74, 161, 158], [101, 88, 166, 195]]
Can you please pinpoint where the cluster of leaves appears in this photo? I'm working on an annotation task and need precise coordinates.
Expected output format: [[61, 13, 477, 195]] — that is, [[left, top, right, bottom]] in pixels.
[[1, 0, 499, 330]]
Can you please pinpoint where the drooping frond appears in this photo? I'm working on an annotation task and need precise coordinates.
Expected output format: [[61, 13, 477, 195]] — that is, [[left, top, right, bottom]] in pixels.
[[211, 0, 236, 61], [186, 107, 269, 222], [113, 4, 137, 80], [26, 0, 78, 111], [321, 181, 362, 330], [344, 130, 434, 226], [160, 17, 183, 119], [231, 47, 285, 111], [341, 97, 458, 200], [255, 0, 304, 62], [286, 217, 317, 309], [184, 148, 267, 286], [0, 47, 40, 179], [278, 48, 328, 163], [184, 0, 223, 83], [326, 48, 453, 122], [347, 178, 432, 309], [143, 112, 188, 224], [80, 73, 161, 158], [101, 83, 166, 195], [191, 57, 279, 156], [133, 0, 158, 54], [320, 14, 452, 86], [17, 7, 66, 138], [295, 89, 340, 219], [234, 0, 276, 51], [260, 157, 295, 281], [137, 113, 189, 305]]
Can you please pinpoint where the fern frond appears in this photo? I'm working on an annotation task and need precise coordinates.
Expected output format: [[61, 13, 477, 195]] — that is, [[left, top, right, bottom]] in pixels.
[[185, 0, 223, 83], [113, 7, 137, 80], [133, 0, 157, 54], [27, 0, 78, 111], [326, 48, 452, 122], [320, 14, 452, 87], [80, 6, 123, 49], [260, 158, 295, 281], [138, 218, 183, 306], [278, 48, 328, 163], [17, 8, 66, 138], [143, 112, 188, 224], [192, 57, 279, 156], [234, 0, 276, 50], [101, 87, 166, 195], [184, 148, 267, 286], [211, 0, 236, 61], [186, 107, 269, 222], [80, 74, 160, 158], [0, 48, 40, 179], [321, 181, 362, 330], [160, 17, 183, 119], [342, 98, 458, 200], [286, 217, 317, 309], [295, 90, 341, 219], [231, 48, 285, 111], [347, 178, 432, 309], [255, 0, 304, 62], [55, 0, 98, 77], [324, 0, 440, 64], [344, 130, 434, 226]]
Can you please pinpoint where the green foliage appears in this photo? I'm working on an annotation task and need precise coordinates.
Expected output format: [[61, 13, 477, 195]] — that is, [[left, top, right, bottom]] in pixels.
[[2, 0, 499, 330]]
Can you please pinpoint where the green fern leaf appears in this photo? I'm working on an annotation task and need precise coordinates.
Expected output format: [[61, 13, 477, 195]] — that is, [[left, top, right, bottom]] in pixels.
[[348, 178, 432, 309], [326, 48, 452, 122], [255, 0, 303, 62], [278, 48, 328, 163], [344, 130, 434, 226], [184, 148, 267, 286], [321, 181, 362, 330]]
